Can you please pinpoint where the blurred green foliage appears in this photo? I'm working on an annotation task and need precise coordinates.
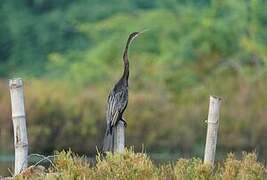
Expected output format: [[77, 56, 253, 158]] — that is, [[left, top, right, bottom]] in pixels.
[[1, 0, 267, 159]]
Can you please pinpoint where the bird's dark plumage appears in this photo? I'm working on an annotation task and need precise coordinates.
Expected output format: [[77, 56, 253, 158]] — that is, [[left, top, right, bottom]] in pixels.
[[103, 32, 141, 152]]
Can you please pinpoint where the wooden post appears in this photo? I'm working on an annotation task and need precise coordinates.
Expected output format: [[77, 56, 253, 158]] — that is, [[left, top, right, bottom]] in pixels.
[[204, 96, 221, 166], [114, 120, 125, 153], [9, 78, 28, 175]]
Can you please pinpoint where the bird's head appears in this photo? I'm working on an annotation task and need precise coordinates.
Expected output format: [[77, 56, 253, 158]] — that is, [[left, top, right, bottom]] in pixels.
[[129, 32, 140, 41], [128, 29, 148, 43]]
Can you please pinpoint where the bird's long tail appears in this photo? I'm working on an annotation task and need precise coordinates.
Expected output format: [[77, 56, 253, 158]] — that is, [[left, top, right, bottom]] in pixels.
[[103, 125, 114, 152]]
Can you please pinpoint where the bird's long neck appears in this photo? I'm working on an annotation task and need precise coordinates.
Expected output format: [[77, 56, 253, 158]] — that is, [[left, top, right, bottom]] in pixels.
[[121, 37, 132, 84]]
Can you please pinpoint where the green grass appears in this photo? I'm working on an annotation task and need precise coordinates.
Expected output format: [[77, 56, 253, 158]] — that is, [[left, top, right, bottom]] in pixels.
[[15, 149, 267, 180]]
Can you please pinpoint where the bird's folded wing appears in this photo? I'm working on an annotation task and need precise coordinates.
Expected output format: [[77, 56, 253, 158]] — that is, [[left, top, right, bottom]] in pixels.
[[106, 90, 127, 126]]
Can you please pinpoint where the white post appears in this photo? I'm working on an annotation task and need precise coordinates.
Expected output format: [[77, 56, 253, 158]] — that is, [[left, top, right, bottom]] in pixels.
[[114, 120, 125, 153], [204, 96, 221, 166], [9, 78, 28, 175]]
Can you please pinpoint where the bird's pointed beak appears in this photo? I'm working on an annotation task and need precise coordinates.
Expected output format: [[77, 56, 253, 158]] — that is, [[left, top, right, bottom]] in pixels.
[[139, 29, 149, 35]]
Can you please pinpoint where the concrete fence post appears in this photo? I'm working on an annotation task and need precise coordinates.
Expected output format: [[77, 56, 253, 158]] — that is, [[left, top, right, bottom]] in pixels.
[[114, 120, 125, 153], [9, 78, 28, 175], [204, 95, 222, 166]]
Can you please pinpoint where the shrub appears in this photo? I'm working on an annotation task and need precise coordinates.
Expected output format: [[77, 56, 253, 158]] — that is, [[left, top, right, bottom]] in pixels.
[[14, 150, 267, 180], [174, 158, 212, 180]]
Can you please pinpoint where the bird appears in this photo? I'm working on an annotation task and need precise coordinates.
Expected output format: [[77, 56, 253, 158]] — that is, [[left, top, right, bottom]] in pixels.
[[102, 31, 144, 152]]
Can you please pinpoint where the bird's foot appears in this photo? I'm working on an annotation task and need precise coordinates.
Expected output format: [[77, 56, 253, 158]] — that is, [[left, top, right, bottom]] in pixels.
[[119, 119, 127, 127]]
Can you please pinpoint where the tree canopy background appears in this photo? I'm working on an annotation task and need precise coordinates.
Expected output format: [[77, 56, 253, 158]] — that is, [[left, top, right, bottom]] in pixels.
[[1, 0, 267, 161]]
